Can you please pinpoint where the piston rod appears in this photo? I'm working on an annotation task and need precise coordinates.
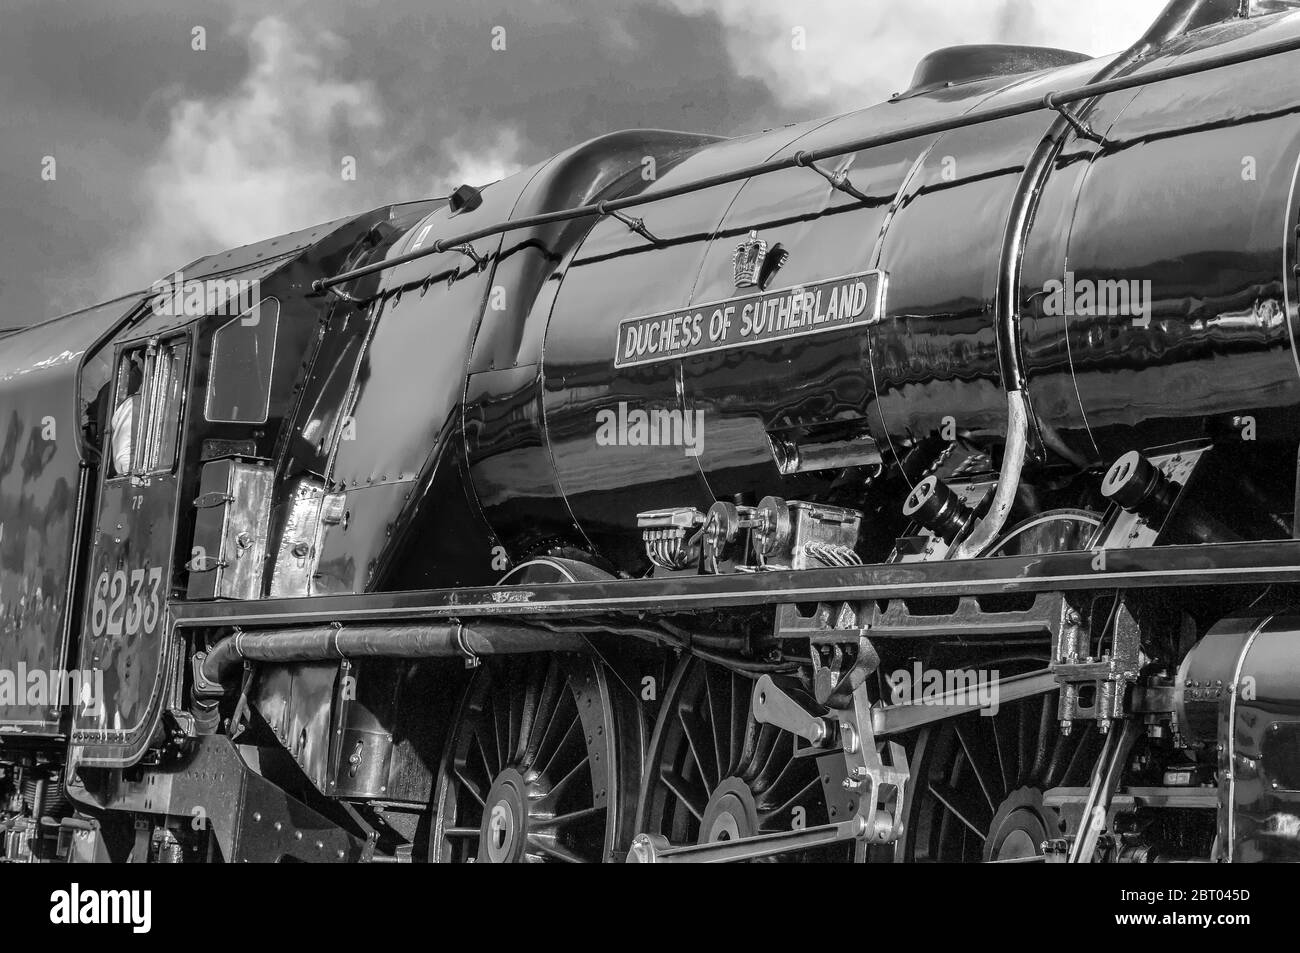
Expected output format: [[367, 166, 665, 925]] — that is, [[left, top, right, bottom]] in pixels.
[[625, 821, 864, 864]]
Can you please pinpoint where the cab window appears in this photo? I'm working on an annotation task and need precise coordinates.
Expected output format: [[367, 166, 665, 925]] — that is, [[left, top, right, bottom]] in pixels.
[[108, 337, 189, 478], [205, 298, 279, 424]]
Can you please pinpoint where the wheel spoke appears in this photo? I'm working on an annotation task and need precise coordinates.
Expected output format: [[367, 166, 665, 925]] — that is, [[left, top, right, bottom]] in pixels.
[[990, 708, 1011, 798], [1016, 693, 1034, 787], [533, 805, 606, 831], [928, 781, 989, 842], [533, 687, 579, 777], [538, 712, 583, 782], [756, 739, 807, 807], [729, 671, 748, 777], [474, 733, 497, 787], [523, 659, 566, 769], [660, 767, 708, 822], [703, 665, 729, 781], [1027, 695, 1055, 787], [1064, 727, 1099, 787], [508, 661, 527, 764], [529, 838, 591, 863], [678, 704, 719, 793], [453, 769, 488, 808], [757, 772, 821, 826], [954, 720, 998, 814], [742, 721, 779, 784], [750, 727, 793, 795], [512, 657, 544, 766], [492, 678, 510, 772], [541, 753, 591, 809]]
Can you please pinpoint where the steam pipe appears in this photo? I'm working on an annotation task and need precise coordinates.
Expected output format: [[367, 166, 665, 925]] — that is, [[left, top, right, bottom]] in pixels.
[[190, 622, 588, 731], [953, 391, 1030, 558], [198, 621, 585, 683], [190, 622, 587, 730]]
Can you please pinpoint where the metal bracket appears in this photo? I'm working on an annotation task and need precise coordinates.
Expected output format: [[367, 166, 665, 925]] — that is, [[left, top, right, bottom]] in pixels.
[[1043, 93, 1108, 146], [190, 650, 226, 701], [794, 151, 870, 202], [1053, 597, 1142, 734], [187, 554, 229, 573], [193, 491, 235, 509], [453, 244, 489, 270], [322, 284, 360, 304], [228, 660, 257, 740], [451, 619, 479, 669], [598, 201, 660, 245], [752, 675, 832, 746], [836, 681, 910, 858], [162, 708, 197, 752]]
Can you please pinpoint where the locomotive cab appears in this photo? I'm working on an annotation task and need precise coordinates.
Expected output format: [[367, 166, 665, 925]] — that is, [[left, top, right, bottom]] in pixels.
[[67, 204, 439, 768]]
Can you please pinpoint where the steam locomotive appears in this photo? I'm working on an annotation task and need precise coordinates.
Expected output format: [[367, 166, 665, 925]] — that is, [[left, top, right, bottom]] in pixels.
[[6, 0, 1300, 863]]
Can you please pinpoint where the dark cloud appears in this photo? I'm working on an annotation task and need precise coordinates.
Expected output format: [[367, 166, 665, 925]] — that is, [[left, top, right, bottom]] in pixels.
[[0, 0, 256, 321], [1, 0, 249, 125]]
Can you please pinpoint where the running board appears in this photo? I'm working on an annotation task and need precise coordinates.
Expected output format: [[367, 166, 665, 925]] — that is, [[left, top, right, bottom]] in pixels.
[[173, 539, 1300, 629]]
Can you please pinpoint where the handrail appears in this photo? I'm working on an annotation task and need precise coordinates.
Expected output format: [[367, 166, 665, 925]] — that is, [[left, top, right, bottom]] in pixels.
[[313, 28, 1300, 293]]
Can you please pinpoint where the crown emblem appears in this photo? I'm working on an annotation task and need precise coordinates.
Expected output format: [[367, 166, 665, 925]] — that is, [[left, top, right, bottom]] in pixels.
[[733, 231, 769, 288], [733, 230, 789, 289]]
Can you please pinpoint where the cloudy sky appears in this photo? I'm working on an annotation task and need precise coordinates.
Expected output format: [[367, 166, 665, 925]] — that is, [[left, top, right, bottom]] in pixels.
[[0, 0, 1168, 325]]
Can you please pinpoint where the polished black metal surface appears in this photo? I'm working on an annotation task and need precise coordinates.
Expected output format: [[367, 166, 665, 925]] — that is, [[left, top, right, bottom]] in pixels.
[[0, 294, 139, 735]]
